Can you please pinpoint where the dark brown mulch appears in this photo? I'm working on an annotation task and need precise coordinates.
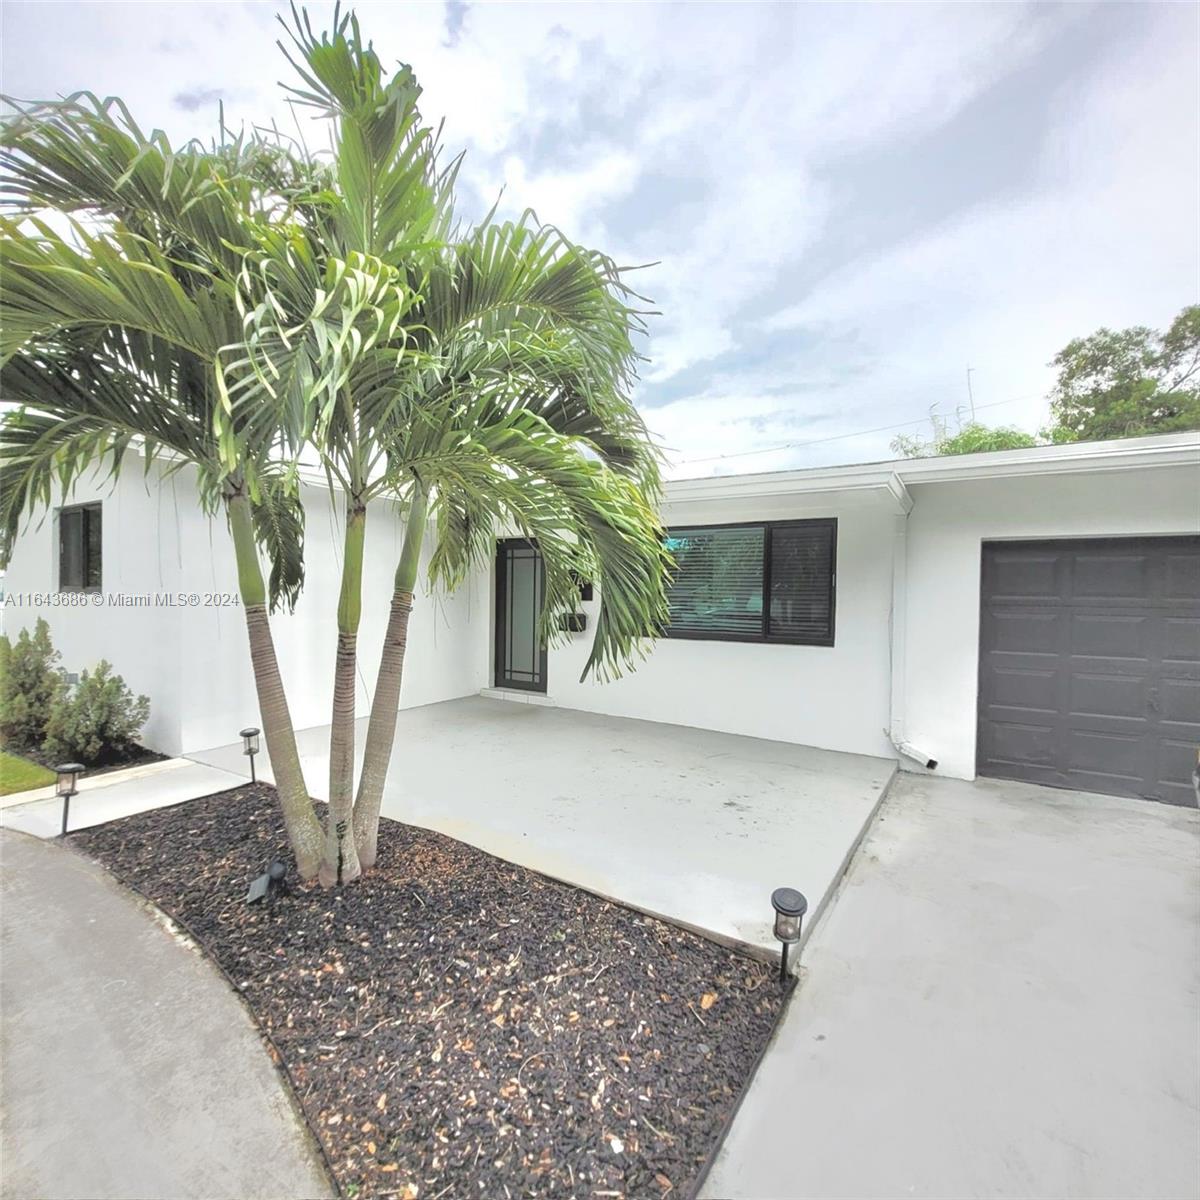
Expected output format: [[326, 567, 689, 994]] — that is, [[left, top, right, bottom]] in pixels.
[[17, 740, 169, 774], [72, 785, 786, 1200]]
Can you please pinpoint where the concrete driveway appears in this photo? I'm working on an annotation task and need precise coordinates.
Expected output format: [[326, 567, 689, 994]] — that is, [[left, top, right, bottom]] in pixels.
[[193, 695, 896, 953], [704, 774, 1200, 1200], [0, 830, 332, 1200]]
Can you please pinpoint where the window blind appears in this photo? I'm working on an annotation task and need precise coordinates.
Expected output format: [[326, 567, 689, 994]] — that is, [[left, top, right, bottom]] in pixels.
[[664, 525, 765, 637], [663, 519, 835, 645], [768, 522, 834, 641]]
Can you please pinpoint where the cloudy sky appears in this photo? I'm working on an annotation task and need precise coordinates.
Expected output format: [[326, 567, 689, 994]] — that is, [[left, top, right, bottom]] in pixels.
[[3, 1, 1197, 476]]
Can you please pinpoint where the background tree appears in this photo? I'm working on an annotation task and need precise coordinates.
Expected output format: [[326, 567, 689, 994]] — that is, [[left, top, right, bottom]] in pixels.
[[892, 417, 1037, 458], [1044, 305, 1200, 442], [0, 617, 60, 749]]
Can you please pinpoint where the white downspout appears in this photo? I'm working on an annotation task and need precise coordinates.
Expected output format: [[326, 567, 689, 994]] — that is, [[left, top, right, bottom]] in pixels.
[[886, 478, 938, 771]]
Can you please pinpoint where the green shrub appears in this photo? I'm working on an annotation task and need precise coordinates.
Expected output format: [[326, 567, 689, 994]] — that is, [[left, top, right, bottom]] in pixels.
[[43, 661, 151, 765], [0, 618, 61, 750]]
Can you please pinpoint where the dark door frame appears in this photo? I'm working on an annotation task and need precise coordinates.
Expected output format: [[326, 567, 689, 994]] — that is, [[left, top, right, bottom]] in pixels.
[[494, 538, 548, 693]]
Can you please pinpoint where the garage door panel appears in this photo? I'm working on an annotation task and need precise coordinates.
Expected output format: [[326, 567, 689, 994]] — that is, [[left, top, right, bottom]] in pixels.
[[989, 609, 1061, 653], [1158, 741, 1200, 807], [984, 721, 1058, 768], [1163, 617, 1200, 663], [1063, 728, 1143, 779], [1068, 672, 1147, 722], [987, 666, 1058, 712], [1165, 553, 1200, 601], [1070, 612, 1152, 659], [978, 536, 1200, 805], [1072, 553, 1150, 602], [985, 550, 1060, 601], [1159, 678, 1200, 725]]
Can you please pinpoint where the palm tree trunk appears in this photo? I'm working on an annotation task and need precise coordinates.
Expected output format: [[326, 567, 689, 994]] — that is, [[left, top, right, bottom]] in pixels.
[[320, 499, 367, 887], [227, 488, 323, 880], [353, 486, 428, 868]]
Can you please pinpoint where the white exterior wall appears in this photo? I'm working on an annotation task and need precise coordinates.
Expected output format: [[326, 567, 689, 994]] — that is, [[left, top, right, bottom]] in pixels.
[[481, 451, 1200, 775], [173, 477, 486, 753], [2, 455, 485, 756], [503, 490, 899, 760], [7, 438, 1196, 777], [2, 460, 187, 752], [899, 464, 1200, 780]]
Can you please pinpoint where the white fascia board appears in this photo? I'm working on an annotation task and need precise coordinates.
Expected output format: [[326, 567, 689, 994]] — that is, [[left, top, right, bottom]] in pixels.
[[664, 467, 913, 514], [896, 432, 1200, 484], [666, 466, 907, 505], [666, 432, 1200, 503]]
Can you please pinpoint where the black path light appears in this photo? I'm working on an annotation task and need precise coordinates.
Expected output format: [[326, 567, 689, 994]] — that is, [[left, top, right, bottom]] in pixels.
[[239, 727, 261, 783], [771, 887, 808, 983], [55, 763, 85, 836]]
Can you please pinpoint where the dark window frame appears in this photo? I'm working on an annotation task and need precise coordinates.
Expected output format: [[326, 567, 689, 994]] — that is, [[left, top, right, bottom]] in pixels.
[[58, 501, 102, 593], [661, 517, 837, 647]]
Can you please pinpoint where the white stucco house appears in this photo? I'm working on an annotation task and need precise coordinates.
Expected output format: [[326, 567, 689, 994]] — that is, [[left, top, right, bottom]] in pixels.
[[4, 431, 1198, 806]]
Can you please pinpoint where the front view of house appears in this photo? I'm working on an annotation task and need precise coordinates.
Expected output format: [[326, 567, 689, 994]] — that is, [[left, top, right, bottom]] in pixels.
[[5, 431, 1198, 806]]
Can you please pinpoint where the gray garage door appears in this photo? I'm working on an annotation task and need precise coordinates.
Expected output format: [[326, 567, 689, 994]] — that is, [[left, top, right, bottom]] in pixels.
[[978, 536, 1200, 806]]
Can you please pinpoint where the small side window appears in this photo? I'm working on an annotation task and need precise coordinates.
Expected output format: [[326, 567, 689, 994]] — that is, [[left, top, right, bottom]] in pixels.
[[59, 503, 102, 592]]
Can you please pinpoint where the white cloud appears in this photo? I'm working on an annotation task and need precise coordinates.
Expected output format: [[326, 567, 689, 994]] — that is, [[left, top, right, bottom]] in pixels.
[[758, 5, 1199, 456], [3, 0, 1195, 474]]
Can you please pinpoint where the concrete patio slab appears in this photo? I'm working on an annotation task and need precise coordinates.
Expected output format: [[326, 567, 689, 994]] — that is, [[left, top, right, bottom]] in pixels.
[[192, 696, 895, 953], [0, 759, 245, 839], [702, 774, 1200, 1200], [0, 829, 332, 1200]]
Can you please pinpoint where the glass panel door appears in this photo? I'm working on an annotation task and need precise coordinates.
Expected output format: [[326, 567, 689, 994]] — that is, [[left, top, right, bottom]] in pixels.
[[494, 539, 548, 692]]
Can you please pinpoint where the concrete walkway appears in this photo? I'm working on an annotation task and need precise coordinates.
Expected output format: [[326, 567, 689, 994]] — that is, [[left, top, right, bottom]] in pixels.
[[192, 695, 895, 954], [0, 830, 332, 1200], [0, 757, 245, 839], [703, 774, 1200, 1200]]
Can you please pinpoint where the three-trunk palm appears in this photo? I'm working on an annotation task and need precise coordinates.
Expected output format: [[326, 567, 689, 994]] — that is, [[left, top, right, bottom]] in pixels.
[[229, 12, 672, 872], [3, 7, 673, 889]]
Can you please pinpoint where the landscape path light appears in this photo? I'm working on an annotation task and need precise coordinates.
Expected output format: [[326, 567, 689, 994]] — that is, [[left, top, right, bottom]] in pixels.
[[771, 886, 808, 983], [240, 727, 261, 783], [56, 763, 85, 837]]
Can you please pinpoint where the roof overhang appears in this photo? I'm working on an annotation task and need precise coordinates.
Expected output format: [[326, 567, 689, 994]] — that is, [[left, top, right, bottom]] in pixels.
[[665, 466, 913, 514], [666, 432, 1199, 509]]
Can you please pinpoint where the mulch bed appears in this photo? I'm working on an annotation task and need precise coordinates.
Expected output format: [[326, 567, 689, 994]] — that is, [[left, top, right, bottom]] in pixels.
[[72, 784, 786, 1200], [18, 740, 169, 774]]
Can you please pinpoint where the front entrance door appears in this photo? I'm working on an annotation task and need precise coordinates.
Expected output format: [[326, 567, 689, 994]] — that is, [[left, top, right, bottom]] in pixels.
[[495, 539, 548, 693]]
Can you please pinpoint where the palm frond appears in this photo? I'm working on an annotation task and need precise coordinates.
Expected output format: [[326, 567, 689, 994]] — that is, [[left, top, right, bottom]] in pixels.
[[276, 2, 456, 260], [250, 468, 307, 612], [0, 215, 239, 362], [417, 411, 670, 681]]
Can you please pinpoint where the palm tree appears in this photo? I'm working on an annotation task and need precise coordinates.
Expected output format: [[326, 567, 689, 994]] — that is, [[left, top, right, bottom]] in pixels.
[[2, 8, 673, 888], [229, 10, 672, 875], [0, 99, 327, 876]]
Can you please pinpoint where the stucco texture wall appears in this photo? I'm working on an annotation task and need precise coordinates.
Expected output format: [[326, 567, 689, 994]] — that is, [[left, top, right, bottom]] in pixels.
[[2, 462, 186, 753], [900, 464, 1200, 781], [535, 492, 898, 759], [3, 458, 487, 757], [175, 480, 486, 754]]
